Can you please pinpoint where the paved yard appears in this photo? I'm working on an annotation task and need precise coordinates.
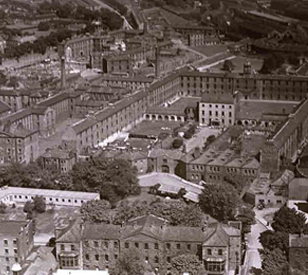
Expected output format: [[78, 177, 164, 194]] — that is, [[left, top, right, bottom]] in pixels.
[[184, 126, 220, 152]]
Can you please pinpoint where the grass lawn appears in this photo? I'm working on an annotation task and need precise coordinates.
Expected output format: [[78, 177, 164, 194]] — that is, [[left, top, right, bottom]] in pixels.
[[211, 56, 263, 73]]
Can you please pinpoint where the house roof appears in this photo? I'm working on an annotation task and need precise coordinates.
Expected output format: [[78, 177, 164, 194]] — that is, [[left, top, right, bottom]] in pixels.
[[57, 218, 82, 243], [0, 220, 30, 237], [288, 178, 308, 200], [0, 100, 11, 114], [289, 234, 308, 248], [201, 92, 234, 104], [83, 224, 121, 240], [202, 223, 230, 247], [148, 148, 184, 160], [235, 99, 298, 121]]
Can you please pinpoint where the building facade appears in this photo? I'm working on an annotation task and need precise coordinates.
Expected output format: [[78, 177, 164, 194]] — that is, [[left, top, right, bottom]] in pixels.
[[0, 220, 34, 275], [55, 215, 241, 275]]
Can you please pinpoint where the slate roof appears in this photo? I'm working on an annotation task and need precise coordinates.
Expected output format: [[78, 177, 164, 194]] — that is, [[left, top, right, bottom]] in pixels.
[[289, 234, 308, 248], [0, 220, 30, 237], [0, 100, 11, 114], [235, 99, 298, 121], [56, 218, 82, 243], [148, 148, 184, 160], [202, 223, 230, 247], [201, 92, 234, 104], [288, 178, 308, 200], [83, 224, 121, 240]]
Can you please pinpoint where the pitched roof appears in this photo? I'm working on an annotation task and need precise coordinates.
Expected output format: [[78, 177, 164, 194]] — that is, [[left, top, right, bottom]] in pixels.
[[288, 178, 308, 200], [201, 92, 234, 104], [202, 223, 230, 247], [83, 224, 121, 240], [0, 220, 30, 237], [148, 148, 183, 160], [289, 234, 308, 248], [235, 99, 298, 121], [0, 100, 11, 114], [57, 218, 82, 243]]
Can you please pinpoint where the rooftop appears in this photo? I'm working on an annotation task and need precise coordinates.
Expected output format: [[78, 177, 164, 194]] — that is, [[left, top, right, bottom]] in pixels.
[[0, 220, 30, 237], [289, 234, 308, 248], [0, 186, 99, 201], [289, 178, 308, 200]]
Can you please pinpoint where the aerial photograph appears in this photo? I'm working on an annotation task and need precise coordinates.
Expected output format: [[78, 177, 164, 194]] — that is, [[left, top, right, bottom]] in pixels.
[[0, 0, 308, 274]]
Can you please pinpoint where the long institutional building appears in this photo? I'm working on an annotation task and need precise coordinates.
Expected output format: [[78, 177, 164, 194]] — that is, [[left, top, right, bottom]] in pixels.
[[2, 63, 308, 175]]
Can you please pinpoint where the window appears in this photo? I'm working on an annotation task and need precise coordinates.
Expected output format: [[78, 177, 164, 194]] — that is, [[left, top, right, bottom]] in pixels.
[[218, 249, 223, 255], [14, 249, 18, 255], [166, 243, 171, 250], [144, 243, 149, 249], [135, 242, 139, 248], [61, 244, 65, 251], [114, 254, 118, 260], [207, 249, 212, 255], [6, 257, 9, 262], [105, 255, 109, 261], [85, 254, 89, 260], [95, 254, 99, 261], [6, 267, 10, 272], [114, 241, 118, 248], [94, 241, 99, 247], [187, 244, 191, 250], [104, 241, 108, 248], [71, 245, 75, 251], [5, 249, 9, 254], [206, 261, 225, 272], [125, 242, 129, 249], [154, 256, 159, 263], [177, 243, 181, 250], [4, 240, 8, 246], [167, 257, 171, 263], [155, 243, 159, 250]]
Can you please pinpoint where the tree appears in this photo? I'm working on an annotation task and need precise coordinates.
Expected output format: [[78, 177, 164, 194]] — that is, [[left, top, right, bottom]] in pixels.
[[222, 59, 235, 72], [33, 196, 46, 213], [260, 248, 289, 275], [173, 138, 183, 149], [113, 200, 203, 227], [271, 206, 306, 234], [184, 131, 193, 139], [109, 249, 147, 275], [236, 207, 255, 234], [259, 230, 289, 252], [199, 183, 240, 222], [71, 156, 140, 203], [171, 254, 205, 275], [23, 201, 34, 213], [0, 202, 7, 214], [38, 21, 51, 31], [80, 200, 113, 223]]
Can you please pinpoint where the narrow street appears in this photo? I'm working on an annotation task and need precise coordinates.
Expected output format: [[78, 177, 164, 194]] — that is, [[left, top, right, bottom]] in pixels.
[[242, 222, 266, 275]]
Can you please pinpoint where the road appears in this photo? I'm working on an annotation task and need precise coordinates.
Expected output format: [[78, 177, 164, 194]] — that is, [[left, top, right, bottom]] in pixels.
[[92, 0, 133, 30], [242, 221, 266, 275]]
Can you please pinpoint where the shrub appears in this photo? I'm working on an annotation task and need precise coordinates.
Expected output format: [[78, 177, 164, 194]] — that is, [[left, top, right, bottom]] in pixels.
[[172, 138, 183, 149], [33, 196, 46, 213], [0, 202, 7, 214], [23, 201, 34, 213]]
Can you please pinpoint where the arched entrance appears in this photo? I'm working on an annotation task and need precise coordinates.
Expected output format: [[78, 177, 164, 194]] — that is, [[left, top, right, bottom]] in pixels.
[[161, 165, 170, 173]]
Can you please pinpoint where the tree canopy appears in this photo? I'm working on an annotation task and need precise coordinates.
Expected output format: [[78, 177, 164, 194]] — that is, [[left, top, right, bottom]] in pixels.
[[271, 206, 307, 234], [109, 249, 148, 275], [198, 183, 240, 221], [259, 230, 289, 252], [260, 248, 289, 275], [171, 254, 205, 275], [235, 206, 255, 234], [113, 199, 203, 227], [71, 156, 140, 205], [80, 199, 113, 223]]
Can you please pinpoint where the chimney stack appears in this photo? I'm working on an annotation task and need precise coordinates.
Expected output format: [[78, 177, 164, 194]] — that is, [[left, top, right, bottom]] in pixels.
[[61, 56, 66, 89], [155, 46, 160, 79]]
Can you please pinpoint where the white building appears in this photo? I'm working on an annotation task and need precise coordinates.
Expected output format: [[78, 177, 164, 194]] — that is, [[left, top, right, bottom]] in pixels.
[[199, 93, 235, 127], [0, 186, 99, 207]]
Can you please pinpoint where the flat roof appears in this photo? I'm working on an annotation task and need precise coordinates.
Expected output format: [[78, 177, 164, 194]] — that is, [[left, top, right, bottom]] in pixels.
[[0, 186, 99, 200]]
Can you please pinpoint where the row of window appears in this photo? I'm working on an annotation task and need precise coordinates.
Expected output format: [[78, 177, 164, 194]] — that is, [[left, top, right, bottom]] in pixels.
[[3, 239, 17, 246], [14, 195, 84, 204], [207, 111, 233, 117]]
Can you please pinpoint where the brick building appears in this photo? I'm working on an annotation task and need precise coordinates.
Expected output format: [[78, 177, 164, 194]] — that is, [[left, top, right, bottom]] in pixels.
[[55, 215, 241, 274], [0, 220, 34, 275]]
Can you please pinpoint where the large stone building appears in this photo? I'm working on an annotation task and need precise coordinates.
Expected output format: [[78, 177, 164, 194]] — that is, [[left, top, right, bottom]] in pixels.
[[0, 220, 34, 275], [55, 215, 241, 275]]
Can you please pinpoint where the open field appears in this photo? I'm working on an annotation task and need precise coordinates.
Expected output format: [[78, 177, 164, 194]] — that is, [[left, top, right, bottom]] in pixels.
[[129, 120, 181, 136]]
